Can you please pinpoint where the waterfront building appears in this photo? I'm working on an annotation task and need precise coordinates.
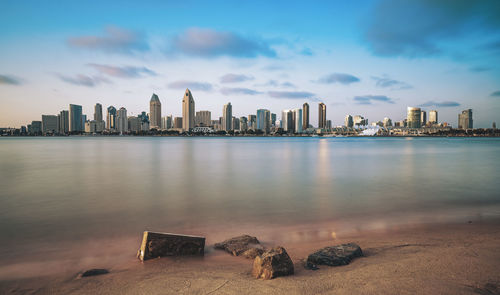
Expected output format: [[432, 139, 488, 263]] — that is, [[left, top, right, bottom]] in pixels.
[[345, 115, 353, 128], [42, 115, 58, 134], [85, 120, 97, 133], [174, 117, 183, 129], [421, 110, 427, 126], [182, 88, 195, 131], [81, 115, 87, 128], [150, 93, 162, 129], [58, 110, 69, 134], [271, 113, 277, 127], [116, 107, 128, 133], [232, 117, 240, 130], [407, 107, 421, 128], [383, 117, 393, 127], [127, 116, 141, 133], [30, 121, 42, 135], [293, 108, 303, 133], [353, 115, 368, 126], [239, 116, 248, 131], [493, 122, 497, 129], [195, 111, 211, 127], [69, 104, 83, 132], [107, 106, 117, 131], [222, 103, 232, 131], [282, 109, 294, 133], [256, 109, 270, 133], [326, 120, 332, 129], [162, 115, 173, 129], [248, 115, 257, 130], [318, 102, 326, 128], [94, 103, 103, 122], [458, 109, 473, 129], [303, 103, 310, 129], [429, 110, 438, 124]]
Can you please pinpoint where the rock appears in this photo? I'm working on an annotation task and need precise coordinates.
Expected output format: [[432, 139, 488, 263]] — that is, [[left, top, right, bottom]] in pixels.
[[79, 268, 109, 277], [137, 231, 205, 261], [214, 235, 264, 258], [305, 243, 363, 270], [252, 246, 294, 280]]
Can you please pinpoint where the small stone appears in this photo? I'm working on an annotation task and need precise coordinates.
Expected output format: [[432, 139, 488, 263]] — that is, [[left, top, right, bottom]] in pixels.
[[214, 235, 264, 258], [80, 269, 109, 277], [305, 243, 362, 269], [252, 246, 294, 280]]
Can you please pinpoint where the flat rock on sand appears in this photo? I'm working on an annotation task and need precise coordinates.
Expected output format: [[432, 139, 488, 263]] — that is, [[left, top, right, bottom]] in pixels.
[[306, 243, 363, 269], [78, 269, 109, 278], [252, 246, 294, 280], [214, 235, 264, 258]]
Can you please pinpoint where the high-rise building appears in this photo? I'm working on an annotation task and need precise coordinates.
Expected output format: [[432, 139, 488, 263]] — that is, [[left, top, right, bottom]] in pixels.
[[293, 108, 303, 133], [429, 110, 438, 124], [271, 113, 277, 127], [222, 103, 232, 131], [58, 110, 69, 134], [239, 116, 248, 131], [174, 117, 183, 129], [42, 115, 58, 134], [407, 107, 422, 128], [30, 121, 42, 135], [458, 109, 473, 129], [318, 102, 326, 128], [232, 117, 240, 130], [345, 115, 353, 128], [256, 109, 270, 133], [81, 114, 87, 127], [107, 106, 117, 131], [247, 115, 257, 130], [162, 115, 173, 129], [128, 116, 141, 133], [326, 120, 332, 129], [383, 117, 393, 127], [150, 93, 161, 129], [94, 103, 103, 122], [116, 107, 128, 133], [69, 104, 83, 132], [182, 89, 195, 131], [282, 109, 294, 132], [303, 103, 310, 129], [493, 122, 497, 129], [195, 111, 211, 127], [421, 110, 427, 126], [353, 115, 368, 126]]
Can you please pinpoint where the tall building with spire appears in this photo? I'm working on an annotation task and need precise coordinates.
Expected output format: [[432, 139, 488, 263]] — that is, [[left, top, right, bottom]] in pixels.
[[222, 102, 232, 131], [150, 93, 161, 129], [318, 102, 326, 128], [182, 89, 195, 131], [303, 102, 309, 129]]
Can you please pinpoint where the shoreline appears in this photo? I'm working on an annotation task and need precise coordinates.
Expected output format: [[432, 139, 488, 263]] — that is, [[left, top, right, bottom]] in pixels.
[[2, 219, 499, 294]]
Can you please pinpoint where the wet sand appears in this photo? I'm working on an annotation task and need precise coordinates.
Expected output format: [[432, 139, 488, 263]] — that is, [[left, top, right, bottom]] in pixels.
[[1, 220, 499, 295]]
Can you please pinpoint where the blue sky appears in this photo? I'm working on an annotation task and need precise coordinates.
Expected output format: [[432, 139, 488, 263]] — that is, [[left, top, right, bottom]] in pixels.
[[1, 0, 499, 127]]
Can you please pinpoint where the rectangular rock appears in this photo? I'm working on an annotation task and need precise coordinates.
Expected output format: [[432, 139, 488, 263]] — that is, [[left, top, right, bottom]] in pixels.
[[137, 231, 205, 261]]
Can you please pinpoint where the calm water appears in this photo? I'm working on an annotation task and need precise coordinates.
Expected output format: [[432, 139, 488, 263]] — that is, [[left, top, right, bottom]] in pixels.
[[1, 137, 500, 275]]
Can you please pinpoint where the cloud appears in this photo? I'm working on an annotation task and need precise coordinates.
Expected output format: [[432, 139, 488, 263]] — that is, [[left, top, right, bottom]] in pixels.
[[300, 47, 314, 56], [87, 64, 156, 78], [220, 87, 262, 95], [220, 74, 254, 83], [418, 101, 460, 107], [469, 66, 492, 72], [67, 26, 149, 54], [258, 80, 295, 88], [353, 95, 395, 105], [372, 76, 412, 90], [268, 91, 316, 100], [317, 73, 360, 85], [57, 74, 110, 87], [362, 1, 500, 57], [0, 74, 21, 85], [169, 28, 276, 58], [167, 80, 213, 91], [490, 91, 500, 97]]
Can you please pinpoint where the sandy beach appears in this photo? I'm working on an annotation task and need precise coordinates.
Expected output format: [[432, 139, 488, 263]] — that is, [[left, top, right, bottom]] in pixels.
[[1, 219, 499, 295]]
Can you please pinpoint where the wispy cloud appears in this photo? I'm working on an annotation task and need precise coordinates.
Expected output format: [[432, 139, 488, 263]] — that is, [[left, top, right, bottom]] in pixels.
[[67, 26, 149, 54], [167, 80, 213, 91], [87, 64, 156, 78], [469, 66, 493, 72], [268, 91, 316, 100], [258, 80, 295, 88], [169, 28, 276, 58], [57, 74, 110, 87], [372, 76, 412, 90], [300, 47, 314, 56], [0, 74, 22, 85], [221, 87, 262, 95], [418, 101, 460, 107], [353, 95, 395, 105], [317, 73, 360, 85], [220, 74, 254, 83], [490, 91, 500, 97]]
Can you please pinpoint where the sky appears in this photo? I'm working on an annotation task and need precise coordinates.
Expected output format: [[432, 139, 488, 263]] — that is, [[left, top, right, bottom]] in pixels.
[[1, 0, 500, 128]]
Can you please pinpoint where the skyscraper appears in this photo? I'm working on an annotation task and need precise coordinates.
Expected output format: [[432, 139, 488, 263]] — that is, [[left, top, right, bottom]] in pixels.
[[69, 104, 83, 132], [162, 115, 173, 129], [271, 113, 277, 127], [248, 115, 257, 130], [222, 103, 232, 131], [107, 106, 117, 131], [42, 115, 58, 134], [150, 93, 162, 129], [429, 110, 438, 124], [318, 102, 326, 129], [383, 117, 393, 127], [421, 110, 427, 126], [94, 103, 103, 122], [58, 110, 69, 134], [303, 103, 309, 129], [345, 115, 353, 128], [293, 108, 303, 133], [182, 89, 195, 131], [282, 109, 294, 132], [239, 116, 248, 131], [117, 107, 128, 133], [195, 111, 211, 127], [458, 109, 473, 129], [407, 107, 422, 128], [256, 109, 270, 133]]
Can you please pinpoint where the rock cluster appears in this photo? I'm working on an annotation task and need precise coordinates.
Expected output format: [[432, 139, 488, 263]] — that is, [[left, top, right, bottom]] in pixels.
[[214, 235, 265, 258], [305, 243, 363, 270], [252, 246, 294, 280]]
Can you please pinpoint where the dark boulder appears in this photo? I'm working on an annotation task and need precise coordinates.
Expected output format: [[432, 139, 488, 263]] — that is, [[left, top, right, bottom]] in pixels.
[[214, 235, 264, 259], [79, 269, 109, 277], [306, 243, 363, 270], [252, 246, 294, 280], [137, 231, 205, 261]]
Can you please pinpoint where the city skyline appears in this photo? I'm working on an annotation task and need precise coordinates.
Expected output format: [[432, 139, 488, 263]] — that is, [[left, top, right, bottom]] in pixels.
[[1, 1, 500, 127]]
